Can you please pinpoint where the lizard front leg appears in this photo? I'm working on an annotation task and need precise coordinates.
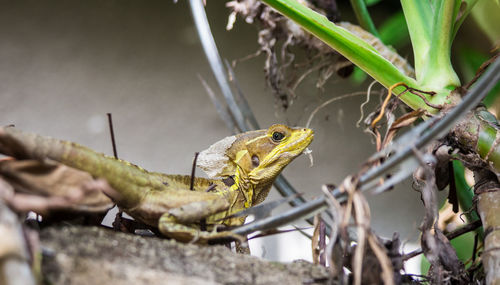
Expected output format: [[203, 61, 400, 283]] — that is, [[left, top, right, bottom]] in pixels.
[[157, 197, 245, 243], [158, 215, 245, 243], [121, 188, 244, 243]]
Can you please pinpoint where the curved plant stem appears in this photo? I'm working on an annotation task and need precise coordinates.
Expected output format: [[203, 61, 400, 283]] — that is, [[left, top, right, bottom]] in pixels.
[[349, 0, 380, 39], [189, 0, 247, 132]]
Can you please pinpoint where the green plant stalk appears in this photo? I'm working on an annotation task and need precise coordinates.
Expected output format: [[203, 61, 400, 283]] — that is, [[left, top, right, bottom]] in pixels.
[[453, 110, 500, 173], [350, 0, 380, 39], [477, 122, 500, 170], [423, 0, 461, 90], [480, 133, 500, 172], [400, 0, 432, 81], [401, 0, 462, 91], [378, 11, 409, 49], [260, 0, 450, 113]]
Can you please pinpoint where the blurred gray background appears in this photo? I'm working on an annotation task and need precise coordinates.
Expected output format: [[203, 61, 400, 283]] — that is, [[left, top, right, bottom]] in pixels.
[[0, 0, 430, 261]]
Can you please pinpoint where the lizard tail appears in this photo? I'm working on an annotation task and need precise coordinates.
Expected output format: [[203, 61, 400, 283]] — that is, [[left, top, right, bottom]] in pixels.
[[0, 126, 164, 208]]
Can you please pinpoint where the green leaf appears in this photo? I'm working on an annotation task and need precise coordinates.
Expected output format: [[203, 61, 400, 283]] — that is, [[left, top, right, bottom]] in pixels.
[[401, 0, 432, 78], [422, 0, 461, 89], [364, 0, 381, 6], [453, 161, 481, 226], [471, 0, 500, 44], [402, 0, 461, 90], [350, 66, 368, 84], [458, 47, 488, 80], [483, 81, 500, 108], [451, 231, 476, 267], [260, 0, 451, 113], [378, 11, 410, 48]]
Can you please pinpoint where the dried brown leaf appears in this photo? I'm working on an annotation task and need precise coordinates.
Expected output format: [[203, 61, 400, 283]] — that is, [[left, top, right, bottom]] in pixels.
[[311, 214, 321, 265], [382, 109, 426, 148], [0, 159, 114, 214]]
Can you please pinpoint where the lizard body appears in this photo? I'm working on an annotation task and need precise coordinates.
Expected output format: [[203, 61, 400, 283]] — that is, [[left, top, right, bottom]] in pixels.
[[0, 124, 313, 242]]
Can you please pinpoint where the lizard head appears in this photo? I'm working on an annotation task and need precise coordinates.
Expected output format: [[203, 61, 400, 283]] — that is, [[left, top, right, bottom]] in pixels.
[[197, 124, 313, 205], [240, 124, 314, 183]]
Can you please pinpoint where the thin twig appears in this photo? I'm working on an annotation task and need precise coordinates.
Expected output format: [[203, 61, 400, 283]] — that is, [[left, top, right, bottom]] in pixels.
[[448, 219, 482, 240], [472, 233, 479, 263], [107, 113, 118, 159], [370, 82, 407, 128], [463, 53, 500, 91], [319, 218, 326, 266], [190, 152, 200, 191], [408, 89, 442, 109], [248, 226, 313, 240], [362, 57, 500, 185], [107, 112, 124, 231]]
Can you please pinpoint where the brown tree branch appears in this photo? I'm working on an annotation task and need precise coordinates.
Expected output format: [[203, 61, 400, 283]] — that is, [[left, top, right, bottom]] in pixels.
[[473, 169, 500, 285], [0, 179, 36, 285]]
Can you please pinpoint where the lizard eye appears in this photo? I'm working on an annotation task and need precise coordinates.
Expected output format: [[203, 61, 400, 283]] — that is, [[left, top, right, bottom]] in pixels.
[[271, 131, 285, 142]]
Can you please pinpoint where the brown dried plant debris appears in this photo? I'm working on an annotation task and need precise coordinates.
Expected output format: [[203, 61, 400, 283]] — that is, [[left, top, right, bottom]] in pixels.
[[0, 159, 114, 216], [226, 0, 414, 109], [320, 177, 403, 284], [412, 149, 467, 284], [345, 184, 395, 285], [311, 213, 326, 266]]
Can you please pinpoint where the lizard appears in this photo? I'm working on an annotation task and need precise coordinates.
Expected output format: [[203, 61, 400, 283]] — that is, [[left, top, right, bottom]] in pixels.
[[0, 124, 313, 243]]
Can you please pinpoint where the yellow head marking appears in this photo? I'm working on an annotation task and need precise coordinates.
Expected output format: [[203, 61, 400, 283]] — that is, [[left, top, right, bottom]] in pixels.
[[245, 135, 267, 146], [234, 149, 249, 164]]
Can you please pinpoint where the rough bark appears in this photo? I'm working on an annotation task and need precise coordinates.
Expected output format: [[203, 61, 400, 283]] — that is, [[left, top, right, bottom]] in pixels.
[[474, 169, 500, 285], [40, 225, 330, 285]]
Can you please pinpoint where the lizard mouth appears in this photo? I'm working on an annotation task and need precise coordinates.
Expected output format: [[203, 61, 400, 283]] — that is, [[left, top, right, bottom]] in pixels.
[[270, 128, 314, 165], [283, 128, 314, 156], [248, 127, 314, 182]]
